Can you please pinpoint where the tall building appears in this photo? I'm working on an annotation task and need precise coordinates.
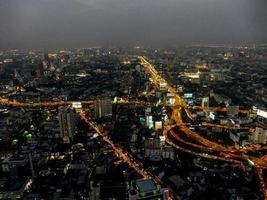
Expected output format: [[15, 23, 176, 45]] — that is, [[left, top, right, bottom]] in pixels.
[[94, 99, 112, 118], [58, 107, 76, 144]]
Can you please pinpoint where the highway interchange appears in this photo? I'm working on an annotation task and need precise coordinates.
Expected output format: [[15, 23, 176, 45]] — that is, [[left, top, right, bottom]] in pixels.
[[138, 56, 267, 200]]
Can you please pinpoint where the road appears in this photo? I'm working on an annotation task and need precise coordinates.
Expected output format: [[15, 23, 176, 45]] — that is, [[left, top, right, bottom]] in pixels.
[[78, 109, 176, 200], [79, 109, 151, 179], [193, 106, 254, 114], [138, 56, 267, 200], [0, 97, 93, 107]]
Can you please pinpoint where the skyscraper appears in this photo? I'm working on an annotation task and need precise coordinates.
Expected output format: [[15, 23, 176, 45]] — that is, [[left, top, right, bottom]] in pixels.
[[94, 99, 112, 118], [58, 107, 76, 144]]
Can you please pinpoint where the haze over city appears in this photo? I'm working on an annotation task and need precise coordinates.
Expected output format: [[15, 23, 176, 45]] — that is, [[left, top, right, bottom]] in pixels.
[[1, 0, 267, 49]]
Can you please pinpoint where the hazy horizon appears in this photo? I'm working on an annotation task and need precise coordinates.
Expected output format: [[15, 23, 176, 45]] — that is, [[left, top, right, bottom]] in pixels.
[[1, 0, 267, 50]]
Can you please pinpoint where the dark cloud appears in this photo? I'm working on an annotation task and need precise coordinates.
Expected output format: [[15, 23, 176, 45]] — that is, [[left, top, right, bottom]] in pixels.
[[0, 0, 266, 49]]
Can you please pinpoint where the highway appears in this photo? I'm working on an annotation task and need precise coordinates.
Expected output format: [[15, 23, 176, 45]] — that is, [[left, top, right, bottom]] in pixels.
[[201, 122, 255, 132], [193, 106, 254, 114], [0, 97, 93, 107], [138, 56, 267, 199]]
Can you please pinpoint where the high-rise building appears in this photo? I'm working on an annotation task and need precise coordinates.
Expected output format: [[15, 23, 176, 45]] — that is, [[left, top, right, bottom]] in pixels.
[[58, 107, 76, 144], [94, 99, 112, 118]]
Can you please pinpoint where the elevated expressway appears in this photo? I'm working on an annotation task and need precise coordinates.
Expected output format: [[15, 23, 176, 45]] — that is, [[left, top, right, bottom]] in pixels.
[[0, 97, 93, 108], [138, 56, 267, 199], [193, 106, 254, 114]]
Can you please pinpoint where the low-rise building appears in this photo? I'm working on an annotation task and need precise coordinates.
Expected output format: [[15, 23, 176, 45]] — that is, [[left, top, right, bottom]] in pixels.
[[129, 179, 169, 200]]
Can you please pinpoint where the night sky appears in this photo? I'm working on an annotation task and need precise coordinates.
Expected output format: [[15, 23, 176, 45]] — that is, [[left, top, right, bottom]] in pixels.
[[0, 0, 267, 49]]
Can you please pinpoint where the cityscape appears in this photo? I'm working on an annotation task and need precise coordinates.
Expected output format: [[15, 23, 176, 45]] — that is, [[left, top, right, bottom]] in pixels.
[[1, 1, 267, 200]]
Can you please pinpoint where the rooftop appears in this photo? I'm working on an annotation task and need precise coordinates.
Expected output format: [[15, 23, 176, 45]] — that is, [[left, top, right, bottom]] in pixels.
[[135, 179, 157, 193]]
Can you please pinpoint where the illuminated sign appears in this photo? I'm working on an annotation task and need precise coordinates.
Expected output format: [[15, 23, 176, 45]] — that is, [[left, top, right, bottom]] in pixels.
[[72, 102, 82, 108], [257, 109, 267, 119], [166, 93, 174, 97], [184, 93, 193, 98]]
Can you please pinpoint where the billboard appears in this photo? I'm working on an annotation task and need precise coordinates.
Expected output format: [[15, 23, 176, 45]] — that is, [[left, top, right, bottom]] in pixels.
[[72, 102, 82, 108], [184, 93, 193, 98]]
